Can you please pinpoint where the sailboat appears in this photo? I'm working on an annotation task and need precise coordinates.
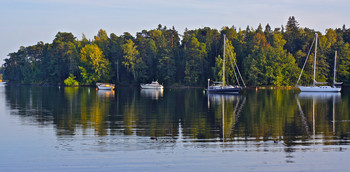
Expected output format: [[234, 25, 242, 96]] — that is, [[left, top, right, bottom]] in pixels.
[[207, 35, 245, 94], [296, 33, 342, 92]]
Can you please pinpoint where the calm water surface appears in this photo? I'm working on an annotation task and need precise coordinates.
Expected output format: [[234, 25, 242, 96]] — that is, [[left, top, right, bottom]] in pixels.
[[1, 83, 350, 171]]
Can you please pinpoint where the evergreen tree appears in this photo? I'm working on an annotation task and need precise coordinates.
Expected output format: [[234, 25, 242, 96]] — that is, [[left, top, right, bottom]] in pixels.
[[284, 16, 303, 54], [109, 33, 123, 83], [336, 42, 350, 84], [184, 36, 207, 86]]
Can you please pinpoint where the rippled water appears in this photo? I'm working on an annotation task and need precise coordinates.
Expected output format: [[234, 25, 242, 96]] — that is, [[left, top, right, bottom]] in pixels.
[[1, 83, 350, 171]]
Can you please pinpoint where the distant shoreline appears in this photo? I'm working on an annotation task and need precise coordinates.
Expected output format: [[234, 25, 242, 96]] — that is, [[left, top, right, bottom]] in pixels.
[[5, 82, 338, 90]]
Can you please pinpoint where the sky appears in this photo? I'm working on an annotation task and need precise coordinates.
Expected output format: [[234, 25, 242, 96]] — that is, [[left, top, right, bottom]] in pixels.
[[1, 0, 350, 65]]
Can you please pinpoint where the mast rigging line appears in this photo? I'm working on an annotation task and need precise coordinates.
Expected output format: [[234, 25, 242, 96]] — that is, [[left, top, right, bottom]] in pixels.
[[227, 45, 240, 87], [225, 37, 246, 88], [296, 37, 315, 86]]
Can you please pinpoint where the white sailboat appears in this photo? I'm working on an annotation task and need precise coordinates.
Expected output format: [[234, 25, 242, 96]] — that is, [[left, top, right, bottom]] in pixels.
[[207, 35, 245, 94], [296, 33, 342, 92]]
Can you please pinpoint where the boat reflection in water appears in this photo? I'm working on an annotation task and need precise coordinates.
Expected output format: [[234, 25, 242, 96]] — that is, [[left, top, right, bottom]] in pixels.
[[296, 92, 342, 143], [140, 89, 163, 100], [207, 93, 242, 105], [97, 89, 115, 98], [298, 92, 341, 100], [207, 93, 246, 142]]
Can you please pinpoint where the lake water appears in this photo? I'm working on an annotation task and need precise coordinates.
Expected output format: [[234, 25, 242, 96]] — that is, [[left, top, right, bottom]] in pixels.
[[1, 83, 350, 171]]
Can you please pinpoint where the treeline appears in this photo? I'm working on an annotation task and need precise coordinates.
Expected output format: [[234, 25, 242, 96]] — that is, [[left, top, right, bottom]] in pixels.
[[3, 17, 350, 87]]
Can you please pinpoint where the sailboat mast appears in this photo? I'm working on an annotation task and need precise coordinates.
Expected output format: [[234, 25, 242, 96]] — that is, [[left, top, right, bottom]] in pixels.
[[313, 33, 318, 87], [223, 34, 226, 86], [333, 51, 337, 86]]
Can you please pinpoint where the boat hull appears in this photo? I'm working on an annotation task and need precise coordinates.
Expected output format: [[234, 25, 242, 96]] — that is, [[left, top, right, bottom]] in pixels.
[[140, 84, 164, 89], [140, 85, 163, 89], [98, 86, 113, 90], [298, 86, 341, 92], [207, 87, 241, 94], [96, 83, 115, 90]]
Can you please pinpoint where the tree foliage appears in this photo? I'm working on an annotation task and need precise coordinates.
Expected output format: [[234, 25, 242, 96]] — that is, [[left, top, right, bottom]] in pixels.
[[80, 44, 111, 84], [122, 39, 140, 81], [64, 73, 79, 86]]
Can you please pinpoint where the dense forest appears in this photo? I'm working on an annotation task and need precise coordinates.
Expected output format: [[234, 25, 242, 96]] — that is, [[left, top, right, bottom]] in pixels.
[[2, 17, 350, 87]]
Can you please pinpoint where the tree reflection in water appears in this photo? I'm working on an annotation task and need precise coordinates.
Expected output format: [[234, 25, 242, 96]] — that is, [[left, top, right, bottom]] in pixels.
[[4, 86, 350, 148], [297, 92, 343, 145]]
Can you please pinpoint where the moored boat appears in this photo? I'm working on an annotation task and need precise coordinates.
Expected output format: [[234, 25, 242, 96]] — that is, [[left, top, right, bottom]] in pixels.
[[298, 86, 341, 92], [207, 82, 242, 94], [207, 35, 245, 94], [140, 81, 164, 89], [96, 83, 115, 90], [296, 33, 342, 92]]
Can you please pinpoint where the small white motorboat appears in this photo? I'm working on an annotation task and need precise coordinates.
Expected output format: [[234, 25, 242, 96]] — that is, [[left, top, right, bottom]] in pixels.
[[96, 83, 115, 90], [140, 81, 164, 89]]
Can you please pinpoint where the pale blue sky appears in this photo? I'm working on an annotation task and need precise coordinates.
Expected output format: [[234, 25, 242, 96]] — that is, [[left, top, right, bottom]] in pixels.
[[1, 0, 350, 65]]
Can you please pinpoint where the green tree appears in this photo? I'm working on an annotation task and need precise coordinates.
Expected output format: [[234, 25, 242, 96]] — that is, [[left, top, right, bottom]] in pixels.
[[284, 16, 302, 54], [122, 39, 140, 81], [64, 73, 79, 86], [108, 33, 123, 83], [243, 47, 266, 85], [80, 44, 111, 84], [270, 33, 299, 86], [213, 39, 238, 85], [94, 29, 109, 58], [336, 42, 350, 84], [244, 31, 299, 86], [316, 34, 331, 82], [39, 32, 80, 84], [135, 31, 157, 82], [78, 66, 95, 85], [184, 36, 207, 85]]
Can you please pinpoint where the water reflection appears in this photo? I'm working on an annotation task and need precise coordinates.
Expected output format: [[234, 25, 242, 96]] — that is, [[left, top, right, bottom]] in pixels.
[[140, 89, 163, 100], [97, 89, 115, 98], [3, 86, 350, 148], [207, 93, 242, 105], [207, 94, 246, 142], [296, 91, 348, 145], [298, 92, 341, 100]]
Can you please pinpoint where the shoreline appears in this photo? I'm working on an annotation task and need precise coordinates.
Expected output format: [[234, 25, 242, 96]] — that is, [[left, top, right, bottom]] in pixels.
[[3, 82, 348, 90]]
